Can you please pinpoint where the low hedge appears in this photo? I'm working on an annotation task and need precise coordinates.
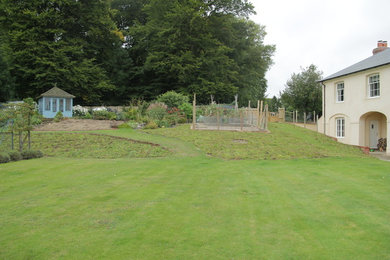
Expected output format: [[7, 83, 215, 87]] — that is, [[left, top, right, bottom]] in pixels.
[[8, 150, 23, 161], [21, 150, 43, 160], [0, 152, 10, 164]]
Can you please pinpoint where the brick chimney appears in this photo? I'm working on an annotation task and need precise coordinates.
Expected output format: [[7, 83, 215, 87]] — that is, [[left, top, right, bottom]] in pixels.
[[373, 40, 388, 55]]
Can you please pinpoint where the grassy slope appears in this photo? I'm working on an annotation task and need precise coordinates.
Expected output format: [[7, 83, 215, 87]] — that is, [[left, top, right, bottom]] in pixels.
[[1, 123, 389, 259], [144, 123, 364, 160], [1, 157, 390, 259]]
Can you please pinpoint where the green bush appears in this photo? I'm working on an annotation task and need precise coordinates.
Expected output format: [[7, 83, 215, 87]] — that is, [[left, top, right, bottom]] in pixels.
[[157, 119, 170, 128], [157, 91, 189, 108], [92, 110, 117, 120], [178, 103, 192, 120], [8, 150, 22, 161], [54, 111, 64, 122], [147, 103, 168, 121], [21, 150, 43, 160], [144, 121, 158, 129], [0, 152, 10, 163]]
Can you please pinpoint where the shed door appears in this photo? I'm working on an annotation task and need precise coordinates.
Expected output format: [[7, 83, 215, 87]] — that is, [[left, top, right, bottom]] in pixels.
[[369, 120, 379, 149]]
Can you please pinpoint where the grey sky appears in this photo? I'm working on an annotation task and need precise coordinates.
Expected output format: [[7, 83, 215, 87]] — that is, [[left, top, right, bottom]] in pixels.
[[250, 0, 390, 97]]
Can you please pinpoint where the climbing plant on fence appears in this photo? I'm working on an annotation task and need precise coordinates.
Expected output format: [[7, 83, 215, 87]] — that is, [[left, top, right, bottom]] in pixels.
[[0, 98, 37, 152]]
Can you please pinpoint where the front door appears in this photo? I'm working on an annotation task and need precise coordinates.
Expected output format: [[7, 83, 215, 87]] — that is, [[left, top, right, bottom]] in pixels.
[[369, 120, 379, 149]]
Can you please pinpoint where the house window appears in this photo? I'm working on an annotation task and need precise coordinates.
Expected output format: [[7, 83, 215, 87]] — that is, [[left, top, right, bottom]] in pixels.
[[52, 98, 57, 112], [59, 99, 64, 112], [45, 98, 51, 111], [336, 118, 345, 138], [65, 99, 71, 111], [368, 74, 380, 97], [336, 82, 344, 102]]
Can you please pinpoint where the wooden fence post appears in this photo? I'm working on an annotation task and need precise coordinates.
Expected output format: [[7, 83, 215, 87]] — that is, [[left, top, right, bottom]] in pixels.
[[259, 100, 263, 128], [240, 110, 243, 131], [313, 111, 316, 124], [217, 109, 220, 130]]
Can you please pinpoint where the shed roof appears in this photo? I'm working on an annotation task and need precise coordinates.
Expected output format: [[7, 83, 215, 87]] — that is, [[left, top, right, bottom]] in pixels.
[[321, 48, 390, 82], [39, 87, 75, 98]]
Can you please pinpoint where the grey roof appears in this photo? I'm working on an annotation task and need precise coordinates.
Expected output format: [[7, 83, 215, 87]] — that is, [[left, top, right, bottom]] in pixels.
[[39, 87, 75, 98], [321, 48, 390, 82]]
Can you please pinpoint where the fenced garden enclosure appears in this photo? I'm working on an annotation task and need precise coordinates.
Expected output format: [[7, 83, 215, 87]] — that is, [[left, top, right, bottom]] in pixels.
[[191, 95, 270, 132]]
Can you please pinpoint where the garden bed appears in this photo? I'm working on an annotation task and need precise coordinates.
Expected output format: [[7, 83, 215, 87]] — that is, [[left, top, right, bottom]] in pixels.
[[34, 119, 123, 131]]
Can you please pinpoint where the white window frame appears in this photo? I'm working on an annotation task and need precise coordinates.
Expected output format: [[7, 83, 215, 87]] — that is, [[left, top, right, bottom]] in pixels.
[[65, 99, 71, 111], [336, 82, 344, 102], [368, 74, 380, 98], [45, 97, 51, 111], [52, 98, 57, 112], [336, 117, 345, 138]]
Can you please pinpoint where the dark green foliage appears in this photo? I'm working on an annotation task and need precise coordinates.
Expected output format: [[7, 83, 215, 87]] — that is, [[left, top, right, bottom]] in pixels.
[[266, 96, 282, 112], [178, 103, 193, 120], [0, 152, 10, 163], [157, 91, 189, 108], [21, 150, 43, 160], [1, 0, 118, 104], [0, 0, 274, 105], [281, 64, 323, 113], [8, 150, 22, 161]]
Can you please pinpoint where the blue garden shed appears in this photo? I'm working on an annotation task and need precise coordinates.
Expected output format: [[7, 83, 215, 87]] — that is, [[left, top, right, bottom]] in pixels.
[[38, 87, 75, 118]]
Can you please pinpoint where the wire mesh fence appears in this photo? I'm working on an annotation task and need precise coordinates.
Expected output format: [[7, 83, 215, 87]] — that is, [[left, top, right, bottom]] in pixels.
[[0, 132, 13, 152], [193, 104, 266, 131], [285, 111, 319, 124]]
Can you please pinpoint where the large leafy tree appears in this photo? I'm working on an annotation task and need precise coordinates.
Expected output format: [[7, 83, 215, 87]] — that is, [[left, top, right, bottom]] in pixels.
[[1, 0, 120, 104], [281, 64, 323, 113], [119, 0, 274, 104]]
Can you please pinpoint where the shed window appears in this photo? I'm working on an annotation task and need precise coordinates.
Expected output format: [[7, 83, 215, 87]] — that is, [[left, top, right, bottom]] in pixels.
[[65, 99, 71, 111], [52, 98, 57, 112], [45, 98, 51, 111], [336, 118, 345, 138], [369, 74, 380, 97], [59, 99, 64, 112], [336, 82, 344, 102]]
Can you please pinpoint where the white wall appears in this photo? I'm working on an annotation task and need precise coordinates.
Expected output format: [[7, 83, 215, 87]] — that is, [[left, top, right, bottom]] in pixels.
[[322, 64, 390, 152]]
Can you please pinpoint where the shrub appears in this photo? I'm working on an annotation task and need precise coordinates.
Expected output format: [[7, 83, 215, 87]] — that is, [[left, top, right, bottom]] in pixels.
[[8, 150, 22, 161], [157, 91, 189, 108], [147, 102, 168, 121], [92, 110, 117, 120], [178, 103, 192, 120], [157, 119, 170, 128], [54, 111, 64, 122], [21, 150, 43, 160], [0, 152, 10, 163], [144, 121, 158, 129]]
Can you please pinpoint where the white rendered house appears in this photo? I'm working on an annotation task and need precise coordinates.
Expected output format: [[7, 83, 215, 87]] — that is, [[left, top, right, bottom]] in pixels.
[[318, 41, 390, 154]]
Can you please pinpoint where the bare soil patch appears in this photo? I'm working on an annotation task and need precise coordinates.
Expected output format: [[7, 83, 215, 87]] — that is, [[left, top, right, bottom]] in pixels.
[[34, 119, 123, 131]]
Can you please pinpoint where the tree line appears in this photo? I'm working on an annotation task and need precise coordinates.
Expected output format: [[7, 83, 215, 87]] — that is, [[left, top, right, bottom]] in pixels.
[[0, 0, 275, 105]]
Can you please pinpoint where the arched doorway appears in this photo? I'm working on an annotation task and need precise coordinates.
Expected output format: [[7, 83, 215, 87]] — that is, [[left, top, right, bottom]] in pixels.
[[359, 112, 387, 149]]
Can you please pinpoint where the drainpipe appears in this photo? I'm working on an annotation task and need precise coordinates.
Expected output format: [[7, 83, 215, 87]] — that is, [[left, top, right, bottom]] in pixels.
[[321, 82, 326, 135]]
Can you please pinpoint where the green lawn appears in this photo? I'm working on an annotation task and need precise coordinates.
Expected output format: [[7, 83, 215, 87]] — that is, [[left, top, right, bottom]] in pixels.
[[1, 123, 390, 259]]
